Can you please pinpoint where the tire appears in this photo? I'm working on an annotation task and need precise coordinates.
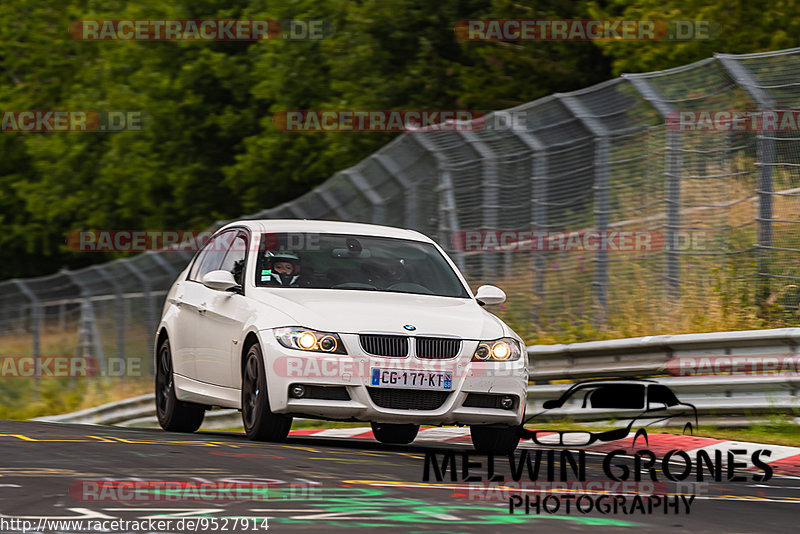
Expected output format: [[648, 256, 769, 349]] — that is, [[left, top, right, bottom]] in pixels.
[[242, 342, 292, 442], [470, 425, 520, 454], [371, 422, 419, 444], [155, 338, 205, 433]]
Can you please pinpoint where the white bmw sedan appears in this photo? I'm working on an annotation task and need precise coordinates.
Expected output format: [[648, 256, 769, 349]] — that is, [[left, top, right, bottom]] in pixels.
[[155, 220, 528, 453]]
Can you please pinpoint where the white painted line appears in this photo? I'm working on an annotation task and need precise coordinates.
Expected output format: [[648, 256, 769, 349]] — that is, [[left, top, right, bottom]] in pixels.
[[685, 440, 800, 464], [309, 427, 373, 438], [416, 428, 469, 441]]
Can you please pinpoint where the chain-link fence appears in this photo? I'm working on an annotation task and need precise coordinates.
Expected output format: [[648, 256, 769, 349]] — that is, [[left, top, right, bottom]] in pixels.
[[3, 47, 800, 371]]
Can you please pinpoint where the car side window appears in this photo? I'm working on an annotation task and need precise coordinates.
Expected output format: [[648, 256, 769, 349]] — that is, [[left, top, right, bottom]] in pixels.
[[189, 230, 235, 282], [648, 385, 679, 407], [587, 384, 645, 409], [219, 234, 247, 285]]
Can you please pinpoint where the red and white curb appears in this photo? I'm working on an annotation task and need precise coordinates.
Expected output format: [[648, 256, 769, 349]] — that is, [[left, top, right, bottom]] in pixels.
[[289, 426, 800, 476]]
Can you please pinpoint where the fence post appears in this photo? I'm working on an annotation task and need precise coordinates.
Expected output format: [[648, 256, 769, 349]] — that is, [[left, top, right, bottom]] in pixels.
[[508, 127, 548, 319], [63, 271, 106, 371], [120, 259, 155, 375], [314, 188, 352, 221], [626, 76, 681, 300], [717, 55, 776, 308], [12, 279, 40, 380], [558, 95, 610, 328], [374, 152, 419, 230], [343, 169, 386, 225], [664, 130, 683, 300], [459, 131, 498, 282], [75, 299, 105, 364], [94, 266, 125, 365], [412, 133, 465, 271]]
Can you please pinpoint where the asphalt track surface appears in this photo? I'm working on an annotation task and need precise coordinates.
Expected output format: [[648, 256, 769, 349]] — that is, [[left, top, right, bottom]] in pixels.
[[0, 420, 798, 533]]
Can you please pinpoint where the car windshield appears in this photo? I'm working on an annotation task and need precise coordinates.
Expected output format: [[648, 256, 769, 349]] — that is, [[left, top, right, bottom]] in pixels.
[[254, 232, 470, 298]]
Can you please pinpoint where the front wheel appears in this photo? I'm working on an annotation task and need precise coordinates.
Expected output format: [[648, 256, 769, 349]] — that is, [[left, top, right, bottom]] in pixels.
[[242, 343, 292, 442], [155, 338, 205, 433], [470, 425, 520, 454], [371, 422, 419, 444]]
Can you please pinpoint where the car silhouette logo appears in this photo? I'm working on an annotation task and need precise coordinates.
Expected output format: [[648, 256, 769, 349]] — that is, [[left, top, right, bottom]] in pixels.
[[403, 324, 416, 331]]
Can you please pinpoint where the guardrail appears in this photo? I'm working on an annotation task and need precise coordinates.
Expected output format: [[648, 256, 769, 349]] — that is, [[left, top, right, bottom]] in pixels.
[[528, 327, 800, 381], [33, 394, 244, 430], [32, 328, 800, 429]]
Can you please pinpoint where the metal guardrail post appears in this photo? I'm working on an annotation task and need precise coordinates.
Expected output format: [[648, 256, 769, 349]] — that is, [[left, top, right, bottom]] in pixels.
[[507, 126, 548, 318], [411, 133, 465, 271], [625, 76, 681, 300], [120, 259, 155, 375], [459, 131, 498, 282], [94, 266, 125, 364], [665, 130, 683, 300], [314, 188, 352, 221], [558, 95, 610, 327], [717, 55, 776, 307], [374, 152, 419, 230], [343, 169, 386, 225], [63, 270, 106, 370], [437, 169, 465, 272], [12, 279, 40, 380]]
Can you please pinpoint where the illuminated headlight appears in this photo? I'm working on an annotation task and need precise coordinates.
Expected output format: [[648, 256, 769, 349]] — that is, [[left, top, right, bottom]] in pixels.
[[472, 337, 521, 361], [274, 327, 346, 354]]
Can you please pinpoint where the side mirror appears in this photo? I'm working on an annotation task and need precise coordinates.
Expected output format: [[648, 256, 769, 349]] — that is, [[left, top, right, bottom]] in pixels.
[[542, 399, 561, 410], [201, 270, 240, 292], [475, 285, 506, 306], [649, 402, 668, 411]]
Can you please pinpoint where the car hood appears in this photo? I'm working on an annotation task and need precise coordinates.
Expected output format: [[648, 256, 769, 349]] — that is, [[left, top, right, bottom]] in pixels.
[[249, 288, 506, 339]]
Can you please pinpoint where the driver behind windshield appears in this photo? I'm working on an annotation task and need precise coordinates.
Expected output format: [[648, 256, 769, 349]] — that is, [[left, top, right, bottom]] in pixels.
[[261, 251, 301, 287], [363, 258, 407, 289]]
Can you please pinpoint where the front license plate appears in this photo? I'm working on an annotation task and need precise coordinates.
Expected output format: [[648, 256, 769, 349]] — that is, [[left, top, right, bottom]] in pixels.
[[370, 368, 453, 390]]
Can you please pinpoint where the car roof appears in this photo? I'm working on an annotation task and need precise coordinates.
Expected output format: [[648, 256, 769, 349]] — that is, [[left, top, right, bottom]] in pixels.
[[568, 379, 657, 388], [218, 219, 433, 243]]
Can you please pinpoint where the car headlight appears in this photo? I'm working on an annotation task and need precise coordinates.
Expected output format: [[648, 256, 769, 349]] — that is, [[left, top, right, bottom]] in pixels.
[[472, 337, 521, 361], [274, 327, 347, 354]]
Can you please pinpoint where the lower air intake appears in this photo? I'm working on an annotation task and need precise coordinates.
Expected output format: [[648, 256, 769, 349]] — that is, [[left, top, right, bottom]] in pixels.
[[367, 387, 450, 410]]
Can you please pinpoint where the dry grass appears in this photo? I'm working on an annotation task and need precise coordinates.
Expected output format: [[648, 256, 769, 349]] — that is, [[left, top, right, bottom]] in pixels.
[[487, 251, 770, 345], [0, 328, 151, 420]]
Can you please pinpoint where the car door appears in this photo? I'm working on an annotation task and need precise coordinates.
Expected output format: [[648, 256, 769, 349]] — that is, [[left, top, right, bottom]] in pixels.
[[176, 230, 235, 380], [194, 230, 253, 388]]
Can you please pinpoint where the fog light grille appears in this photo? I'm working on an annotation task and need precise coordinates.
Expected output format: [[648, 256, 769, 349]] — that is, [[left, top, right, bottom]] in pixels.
[[367, 387, 450, 410]]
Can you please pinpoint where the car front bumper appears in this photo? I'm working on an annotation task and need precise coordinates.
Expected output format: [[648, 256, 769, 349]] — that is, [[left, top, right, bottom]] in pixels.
[[260, 331, 528, 426]]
